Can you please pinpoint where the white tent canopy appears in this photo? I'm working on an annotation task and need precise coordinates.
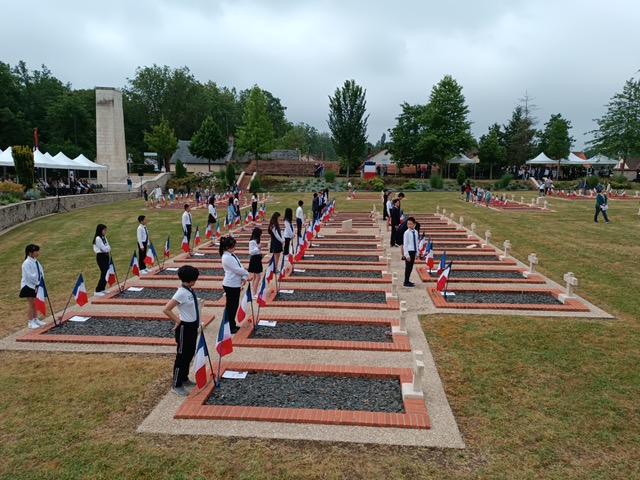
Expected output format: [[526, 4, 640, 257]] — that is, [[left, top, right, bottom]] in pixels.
[[0, 147, 107, 171], [526, 152, 558, 165], [0, 148, 13, 167], [561, 153, 590, 166], [73, 154, 108, 171], [587, 154, 618, 165], [447, 153, 478, 164]]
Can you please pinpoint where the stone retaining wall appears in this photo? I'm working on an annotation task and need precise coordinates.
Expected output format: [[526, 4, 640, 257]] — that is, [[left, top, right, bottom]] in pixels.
[[0, 192, 138, 233]]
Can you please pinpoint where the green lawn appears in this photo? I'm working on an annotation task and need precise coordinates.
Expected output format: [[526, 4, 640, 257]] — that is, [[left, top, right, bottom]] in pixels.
[[0, 191, 639, 479]]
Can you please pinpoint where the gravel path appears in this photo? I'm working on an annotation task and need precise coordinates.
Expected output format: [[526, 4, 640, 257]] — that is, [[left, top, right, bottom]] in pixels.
[[445, 291, 562, 305], [291, 269, 383, 279], [274, 290, 388, 304], [205, 372, 404, 412], [302, 254, 381, 262], [45, 318, 173, 338], [115, 288, 224, 301], [155, 268, 224, 277], [428, 270, 523, 279], [250, 321, 392, 342]]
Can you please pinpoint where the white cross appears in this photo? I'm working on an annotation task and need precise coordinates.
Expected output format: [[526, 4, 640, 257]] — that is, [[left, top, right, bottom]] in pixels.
[[521, 196, 525, 204], [459, 216, 464, 228], [436, 205, 440, 214], [470, 223, 476, 235], [543, 200, 549, 210], [484, 230, 492, 246], [503, 240, 511, 257], [528, 253, 538, 273], [563, 272, 578, 297], [412, 350, 424, 393]]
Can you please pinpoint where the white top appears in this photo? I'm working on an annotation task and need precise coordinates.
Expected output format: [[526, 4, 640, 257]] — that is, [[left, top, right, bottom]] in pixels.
[[403, 228, 419, 259], [93, 236, 111, 254], [252, 194, 258, 203], [154, 187, 162, 198], [249, 239, 262, 256], [283, 219, 294, 239], [222, 252, 249, 287], [296, 206, 304, 221], [270, 225, 284, 243], [386, 199, 394, 215], [181, 211, 192, 230], [137, 224, 148, 249], [171, 286, 198, 323], [208, 204, 217, 217], [21, 256, 42, 289]]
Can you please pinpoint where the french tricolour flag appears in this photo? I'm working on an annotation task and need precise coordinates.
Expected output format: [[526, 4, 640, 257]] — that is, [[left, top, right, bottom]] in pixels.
[[105, 257, 116, 286], [436, 251, 447, 276], [436, 262, 452, 291], [418, 234, 426, 257], [194, 226, 201, 246], [194, 333, 209, 388], [130, 251, 140, 276], [265, 255, 276, 283], [256, 276, 267, 307], [144, 242, 156, 266], [72, 273, 88, 306], [164, 235, 170, 258], [181, 232, 189, 253], [35, 276, 47, 315], [215, 310, 233, 357], [205, 222, 212, 239], [278, 254, 286, 282], [215, 223, 221, 238], [426, 239, 434, 270], [295, 239, 306, 262], [306, 222, 314, 241], [247, 210, 253, 221], [237, 286, 251, 322]]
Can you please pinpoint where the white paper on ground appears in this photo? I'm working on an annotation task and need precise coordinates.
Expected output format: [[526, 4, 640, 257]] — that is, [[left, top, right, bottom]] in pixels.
[[166, 267, 179, 271], [69, 316, 90, 322], [293, 269, 306, 273], [193, 253, 205, 257], [441, 292, 456, 297], [127, 287, 144, 292], [222, 370, 248, 379], [278, 290, 294, 294], [311, 244, 320, 247], [466, 244, 477, 249], [305, 254, 314, 257], [257, 320, 278, 327]]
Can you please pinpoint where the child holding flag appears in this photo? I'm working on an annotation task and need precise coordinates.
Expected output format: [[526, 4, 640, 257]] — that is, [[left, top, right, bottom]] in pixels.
[[93, 223, 111, 296], [20, 244, 47, 329], [268, 212, 285, 271], [162, 265, 201, 396]]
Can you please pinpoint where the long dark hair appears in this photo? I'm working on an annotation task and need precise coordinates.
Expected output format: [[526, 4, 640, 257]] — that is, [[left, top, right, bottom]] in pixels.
[[250, 227, 262, 243], [24, 244, 40, 259], [268, 212, 281, 232], [93, 224, 107, 245], [218, 236, 236, 256], [284, 208, 293, 224]]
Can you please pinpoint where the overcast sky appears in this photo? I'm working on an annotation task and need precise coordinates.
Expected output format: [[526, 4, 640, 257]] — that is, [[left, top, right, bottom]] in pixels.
[[1, 0, 638, 150]]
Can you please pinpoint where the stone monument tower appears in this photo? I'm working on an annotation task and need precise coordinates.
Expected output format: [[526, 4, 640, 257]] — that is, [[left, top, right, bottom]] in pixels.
[[95, 87, 127, 189]]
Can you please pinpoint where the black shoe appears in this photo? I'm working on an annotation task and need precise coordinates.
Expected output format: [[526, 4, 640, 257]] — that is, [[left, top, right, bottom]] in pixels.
[[230, 326, 241, 334], [403, 282, 415, 288]]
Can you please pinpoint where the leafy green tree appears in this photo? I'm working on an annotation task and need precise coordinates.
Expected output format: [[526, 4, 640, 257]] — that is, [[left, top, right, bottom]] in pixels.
[[315, 132, 338, 161], [478, 124, 507, 178], [189, 116, 229, 171], [419, 75, 474, 169], [503, 105, 537, 165], [45, 88, 96, 158], [328, 79, 369, 177], [175, 159, 187, 178], [588, 76, 640, 160], [387, 102, 428, 172], [235, 86, 275, 172], [12, 145, 34, 190], [537, 113, 574, 160], [0, 62, 30, 148], [226, 163, 236, 186], [238, 87, 290, 138], [143, 118, 178, 171]]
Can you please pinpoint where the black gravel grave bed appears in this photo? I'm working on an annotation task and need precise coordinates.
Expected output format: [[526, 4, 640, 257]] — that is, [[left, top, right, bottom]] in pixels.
[[426, 234, 467, 238], [191, 253, 250, 260], [155, 268, 224, 277], [45, 317, 173, 337], [445, 291, 562, 305], [206, 372, 404, 412], [291, 269, 383, 279], [250, 321, 392, 342], [302, 255, 380, 262], [434, 255, 500, 262], [274, 290, 387, 304], [319, 235, 377, 240], [311, 244, 378, 250], [429, 270, 523, 279], [114, 288, 224, 301]]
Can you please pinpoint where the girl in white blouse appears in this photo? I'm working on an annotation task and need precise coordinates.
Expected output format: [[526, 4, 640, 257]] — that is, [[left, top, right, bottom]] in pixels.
[[220, 236, 249, 333], [283, 208, 294, 260], [247, 227, 263, 295], [93, 223, 111, 295], [20, 244, 46, 329]]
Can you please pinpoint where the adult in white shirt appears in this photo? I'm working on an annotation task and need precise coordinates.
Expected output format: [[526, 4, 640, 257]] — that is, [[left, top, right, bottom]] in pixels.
[[20, 244, 47, 329], [283, 208, 295, 258], [137, 215, 150, 273], [220, 236, 249, 333], [93, 223, 112, 295], [295, 200, 305, 240]]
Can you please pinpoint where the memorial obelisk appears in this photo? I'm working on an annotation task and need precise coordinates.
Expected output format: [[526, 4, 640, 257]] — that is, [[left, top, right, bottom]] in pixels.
[[95, 87, 127, 190]]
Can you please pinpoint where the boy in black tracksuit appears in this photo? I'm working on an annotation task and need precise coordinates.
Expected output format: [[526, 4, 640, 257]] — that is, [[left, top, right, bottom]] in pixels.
[[389, 199, 401, 247]]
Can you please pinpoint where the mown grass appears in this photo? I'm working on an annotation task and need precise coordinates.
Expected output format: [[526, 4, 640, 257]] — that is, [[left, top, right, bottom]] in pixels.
[[0, 191, 639, 479]]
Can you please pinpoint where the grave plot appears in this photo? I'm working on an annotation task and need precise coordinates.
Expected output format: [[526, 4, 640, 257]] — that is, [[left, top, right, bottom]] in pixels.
[[431, 252, 516, 265], [315, 234, 378, 240], [266, 285, 399, 310], [91, 284, 225, 306], [232, 314, 409, 351], [296, 252, 388, 266], [427, 286, 589, 311], [416, 266, 545, 284], [17, 311, 216, 346], [174, 362, 429, 429], [173, 252, 253, 263], [308, 244, 384, 253], [145, 266, 225, 281], [282, 266, 392, 284]]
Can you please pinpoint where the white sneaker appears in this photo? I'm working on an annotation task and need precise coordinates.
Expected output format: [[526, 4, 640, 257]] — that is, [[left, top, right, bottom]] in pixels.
[[28, 319, 39, 329], [35, 319, 47, 326], [101, 290, 110, 294], [94, 291, 105, 297]]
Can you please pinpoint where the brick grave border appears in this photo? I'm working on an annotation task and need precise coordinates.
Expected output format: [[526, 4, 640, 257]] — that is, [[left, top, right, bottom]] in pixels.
[[144, 268, 224, 282], [427, 286, 590, 311], [231, 314, 409, 351], [174, 362, 429, 429], [91, 283, 226, 306], [281, 266, 392, 284], [416, 266, 546, 284], [265, 285, 400, 310], [16, 311, 216, 346], [296, 254, 388, 266]]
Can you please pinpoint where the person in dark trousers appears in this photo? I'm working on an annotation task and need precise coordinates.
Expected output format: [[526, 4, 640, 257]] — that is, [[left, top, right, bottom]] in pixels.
[[93, 223, 111, 295], [389, 199, 401, 247], [20, 244, 47, 329], [137, 215, 149, 273], [163, 265, 201, 396], [268, 212, 285, 269], [594, 187, 610, 223], [398, 219, 421, 258], [283, 208, 294, 258], [181, 204, 193, 255], [220, 236, 249, 334], [402, 217, 419, 287], [382, 189, 389, 221], [295, 200, 304, 240], [311, 192, 320, 221], [251, 191, 259, 221]]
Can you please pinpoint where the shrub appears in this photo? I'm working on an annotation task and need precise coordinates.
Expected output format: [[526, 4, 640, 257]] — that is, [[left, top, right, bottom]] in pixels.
[[429, 173, 444, 189], [175, 159, 187, 178], [494, 173, 514, 189], [249, 177, 261, 192], [217, 168, 227, 184], [0, 193, 22, 205], [401, 180, 418, 190], [12, 145, 35, 190], [586, 175, 602, 189], [612, 174, 628, 185], [23, 189, 41, 200], [226, 163, 236, 186], [456, 168, 466, 186], [324, 170, 335, 182], [0, 180, 25, 195]]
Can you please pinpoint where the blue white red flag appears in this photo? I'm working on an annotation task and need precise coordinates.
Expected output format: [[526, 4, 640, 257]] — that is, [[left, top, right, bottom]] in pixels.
[[72, 273, 88, 306], [265, 255, 275, 283], [436, 251, 447, 276], [436, 262, 452, 291], [35, 276, 47, 315], [144, 242, 156, 266], [181, 232, 190, 253], [105, 257, 116, 286], [194, 333, 209, 388], [164, 235, 170, 258], [194, 226, 201, 246], [130, 251, 140, 276], [426, 238, 434, 270], [237, 286, 251, 322], [257, 275, 267, 307], [215, 310, 233, 357]]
